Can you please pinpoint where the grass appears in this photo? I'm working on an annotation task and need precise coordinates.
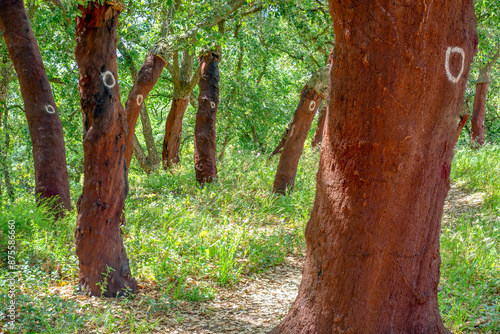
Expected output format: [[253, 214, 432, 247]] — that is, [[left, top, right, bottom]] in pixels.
[[0, 144, 499, 333], [439, 144, 500, 333]]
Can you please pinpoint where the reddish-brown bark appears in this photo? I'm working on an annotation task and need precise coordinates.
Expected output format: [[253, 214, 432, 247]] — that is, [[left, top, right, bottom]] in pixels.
[[194, 50, 220, 184], [0, 0, 71, 214], [470, 81, 489, 148], [311, 103, 326, 149], [271, 0, 477, 333], [273, 85, 323, 194], [162, 97, 189, 169], [74, 2, 136, 297], [124, 54, 165, 167], [161, 49, 200, 170], [470, 52, 499, 148]]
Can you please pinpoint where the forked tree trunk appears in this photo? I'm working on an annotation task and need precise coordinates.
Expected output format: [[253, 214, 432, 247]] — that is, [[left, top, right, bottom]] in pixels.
[[271, 0, 477, 333], [311, 103, 326, 149], [162, 49, 199, 170], [470, 51, 499, 148], [74, 2, 137, 297], [0, 0, 71, 214], [194, 49, 220, 184], [273, 65, 328, 194]]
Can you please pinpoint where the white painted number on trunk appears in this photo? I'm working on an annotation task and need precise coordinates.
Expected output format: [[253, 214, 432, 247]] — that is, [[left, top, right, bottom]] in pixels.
[[445, 47, 465, 83], [210, 102, 216, 109], [309, 101, 317, 111], [45, 105, 55, 114], [101, 71, 116, 88], [136, 94, 143, 106]]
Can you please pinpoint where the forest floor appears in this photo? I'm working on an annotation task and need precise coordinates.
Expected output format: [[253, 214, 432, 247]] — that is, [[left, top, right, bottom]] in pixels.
[[46, 184, 485, 334]]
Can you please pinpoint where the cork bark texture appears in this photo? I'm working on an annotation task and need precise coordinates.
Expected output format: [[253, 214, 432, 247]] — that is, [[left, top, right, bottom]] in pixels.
[[0, 0, 71, 214], [271, 0, 477, 332], [74, 3, 137, 297], [194, 50, 220, 184]]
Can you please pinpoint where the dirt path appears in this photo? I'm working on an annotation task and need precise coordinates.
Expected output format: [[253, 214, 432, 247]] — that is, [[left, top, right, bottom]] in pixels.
[[54, 185, 484, 333]]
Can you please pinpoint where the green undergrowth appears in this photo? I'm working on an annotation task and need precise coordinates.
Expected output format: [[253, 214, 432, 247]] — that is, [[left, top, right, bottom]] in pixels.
[[0, 145, 499, 333], [439, 144, 500, 333], [124, 149, 316, 288], [0, 148, 318, 333]]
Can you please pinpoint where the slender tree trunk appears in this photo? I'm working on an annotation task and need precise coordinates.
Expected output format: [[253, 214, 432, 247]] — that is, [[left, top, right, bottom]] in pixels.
[[194, 49, 220, 184], [311, 102, 326, 149], [219, 39, 244, 162], [162, 97, 189, 168], [470, 81, 488, 147], [470, 51, 498, 148], [74, 2, 137, 297], [456, 101, 470, 141], [273, 65, 328, 194], [0, 0, 71, 214], [271, 0, 477, 332], [273, 85, 323, 194], [0, 50, 13, 198], [123, 54, 165, 166]]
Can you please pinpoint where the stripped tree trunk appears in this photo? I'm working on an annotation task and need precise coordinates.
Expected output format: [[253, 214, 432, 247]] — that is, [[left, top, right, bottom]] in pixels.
[[74, 2, 137, 297], [456, 100, 470, 141], [0, 0, 71, 214], [162, 96, 190, 168], [271, 0, 477, 332], [470, 51, 499, 148], [123, 53, 165, 167], [273, 65, 328, 194], [311, 102, 326, 149], [194, 49, 220, 184], [162, 49, 199, 170]]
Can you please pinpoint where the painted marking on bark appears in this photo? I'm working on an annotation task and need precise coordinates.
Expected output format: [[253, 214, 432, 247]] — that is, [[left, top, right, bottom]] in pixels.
[[101, 71, 116, 88], [210, 101, 216, 109], [309, 101, 317, 111], [445, 47, 465, 83], [45, 104, 55, 114], [136, 94, 144, 106]]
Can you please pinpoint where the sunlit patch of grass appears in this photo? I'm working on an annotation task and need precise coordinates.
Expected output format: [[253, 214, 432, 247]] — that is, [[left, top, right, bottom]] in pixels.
[[124, 148, 318, 293], [451, 144, 500, 212], [438, 144, 500, 333], [439, 214, 500, 333]]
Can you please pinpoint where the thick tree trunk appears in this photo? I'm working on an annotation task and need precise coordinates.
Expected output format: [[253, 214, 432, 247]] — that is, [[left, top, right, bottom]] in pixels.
[[0, 0, 71, 214], [74, 2, 137, 297], [273, 66, 328, 194], [124, 54, 165, 167], [162, 97, 189, 169], [470, 51, 499, 148], [194, 49, 220, 184], [271, 1, 477, 333], [311, 102, 326, 149]]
